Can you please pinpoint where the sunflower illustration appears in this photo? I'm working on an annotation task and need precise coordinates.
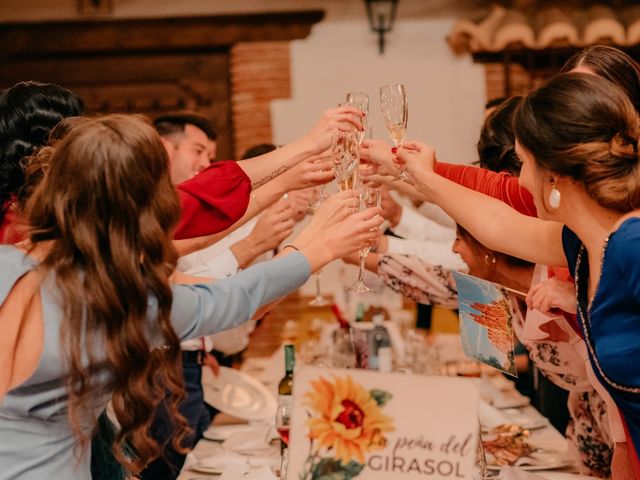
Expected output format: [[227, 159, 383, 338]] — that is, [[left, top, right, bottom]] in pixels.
[[303, 375, 395, 465]]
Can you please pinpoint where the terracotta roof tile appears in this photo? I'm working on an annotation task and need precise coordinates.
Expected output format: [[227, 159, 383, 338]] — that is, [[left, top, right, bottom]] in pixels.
[[448, 4, 640, 54]]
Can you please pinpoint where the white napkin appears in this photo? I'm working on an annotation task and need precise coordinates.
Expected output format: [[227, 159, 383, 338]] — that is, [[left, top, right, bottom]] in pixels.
[[244, 466, 278, 480], [499, 465, 547, 480], [222, 425, 272, 453], [219, 463, 249, 480], [199, 450, 247, 469], [478, 399, 510, 428]]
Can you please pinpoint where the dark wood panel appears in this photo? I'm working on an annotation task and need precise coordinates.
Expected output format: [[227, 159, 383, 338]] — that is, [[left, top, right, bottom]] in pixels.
[[0, 11, 324, 57], [0, 11, 324, 161]]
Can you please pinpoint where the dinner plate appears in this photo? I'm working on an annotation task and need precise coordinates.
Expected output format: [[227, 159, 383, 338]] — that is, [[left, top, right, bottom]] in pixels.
[[487, 450, 572, 472], [203, 424, 279, 442], [202, 367, 277, 422]]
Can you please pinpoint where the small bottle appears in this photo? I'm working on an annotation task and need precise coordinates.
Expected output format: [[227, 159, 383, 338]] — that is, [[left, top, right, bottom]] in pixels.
[[355, 303, 365, 323], [369, 313, 392, 371], [277, 345, 295, 449], [278, 344, 295, 397]]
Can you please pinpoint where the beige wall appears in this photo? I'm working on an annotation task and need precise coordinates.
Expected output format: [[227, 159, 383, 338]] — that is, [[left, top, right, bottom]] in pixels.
[[272, 17, 485, 165]]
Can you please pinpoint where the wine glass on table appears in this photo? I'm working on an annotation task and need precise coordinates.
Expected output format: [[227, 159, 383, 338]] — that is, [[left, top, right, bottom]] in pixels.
[[275, 400, 292, 451], [345, 92, 369, 145], [346, 186, 382, 293], [380, 83, 409, 181]]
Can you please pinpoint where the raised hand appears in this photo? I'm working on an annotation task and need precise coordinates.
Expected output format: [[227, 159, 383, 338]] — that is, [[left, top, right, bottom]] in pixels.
[[303, 106, 365, 155], [359, 138, 400, 177], [526, 277, 577, 315]]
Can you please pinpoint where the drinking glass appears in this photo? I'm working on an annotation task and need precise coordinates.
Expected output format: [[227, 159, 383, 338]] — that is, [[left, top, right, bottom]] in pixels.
[[346, 186, 382, 293], [306, 186, 331, 307], [345, 92, 369, 145], [308, 273, 330, 307], [332, 131, 360, 191], [275, 400, 292, 451], [380, 83, 409, 180]]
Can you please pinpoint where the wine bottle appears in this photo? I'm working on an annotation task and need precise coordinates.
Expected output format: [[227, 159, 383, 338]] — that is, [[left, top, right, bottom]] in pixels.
[[277, 345, 295, 449], [278, 344, 295, 397], [369, 313, 392, 371]]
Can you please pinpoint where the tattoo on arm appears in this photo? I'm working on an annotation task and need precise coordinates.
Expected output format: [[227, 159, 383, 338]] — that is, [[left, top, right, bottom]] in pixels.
[[251, 165, 289, 189]]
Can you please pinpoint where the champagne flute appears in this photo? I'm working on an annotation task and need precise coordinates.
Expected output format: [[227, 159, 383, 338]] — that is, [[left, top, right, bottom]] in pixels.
[[332, 131, 360, 191], [346, 186, 382, 293], [345, 92, 369, 144], [380, 83, 409, 181], [306, 186, 331, 307]]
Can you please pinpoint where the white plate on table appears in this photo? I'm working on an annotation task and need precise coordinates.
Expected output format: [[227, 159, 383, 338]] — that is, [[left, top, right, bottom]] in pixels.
[[488, 450, 572, 472], [202, 367, 277, 422], [203, 424, 279, 442]]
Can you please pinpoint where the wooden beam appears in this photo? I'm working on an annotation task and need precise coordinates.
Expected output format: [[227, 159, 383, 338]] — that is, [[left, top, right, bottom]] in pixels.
[[0, 11, 324, 57]]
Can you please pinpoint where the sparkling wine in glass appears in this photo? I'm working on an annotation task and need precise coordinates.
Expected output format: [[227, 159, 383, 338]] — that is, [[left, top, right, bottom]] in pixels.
[[332, 131, 360, 191], [345, 92, 369, 145], [380, 83, 409, 180], [346, 186, 382, 293]]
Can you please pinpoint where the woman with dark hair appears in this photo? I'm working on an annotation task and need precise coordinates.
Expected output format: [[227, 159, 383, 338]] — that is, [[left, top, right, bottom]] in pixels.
[[0, 81, 84, 242], [396, 72, 640, 478], [0, 114, 382, 479], [560, 45, 640, 114]]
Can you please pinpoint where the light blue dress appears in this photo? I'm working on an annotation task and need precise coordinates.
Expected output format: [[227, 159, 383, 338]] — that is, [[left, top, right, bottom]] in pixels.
[[0, 245, 310, 479]]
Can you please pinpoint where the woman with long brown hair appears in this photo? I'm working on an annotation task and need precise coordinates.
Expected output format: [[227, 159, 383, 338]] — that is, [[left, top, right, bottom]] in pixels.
[[395, 72, 640, 478], [0, 114, 382, 479]]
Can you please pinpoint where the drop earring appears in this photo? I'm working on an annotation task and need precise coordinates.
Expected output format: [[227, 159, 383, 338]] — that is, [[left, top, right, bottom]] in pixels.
[[548, 181, 561, 210], [484, 253, 496, 266]]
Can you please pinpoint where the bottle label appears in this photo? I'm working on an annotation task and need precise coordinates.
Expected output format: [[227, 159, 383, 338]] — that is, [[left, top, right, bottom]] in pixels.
[[378, 347, 393, 373], [278, 394, 293, 407]]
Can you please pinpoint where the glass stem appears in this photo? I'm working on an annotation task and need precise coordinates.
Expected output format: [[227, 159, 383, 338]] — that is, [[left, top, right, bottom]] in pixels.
[[357, 251, 367, 285], [314, 274, 322, 298]]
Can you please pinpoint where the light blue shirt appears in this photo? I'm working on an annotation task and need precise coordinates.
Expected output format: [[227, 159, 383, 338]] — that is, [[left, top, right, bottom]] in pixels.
[[0, 245, 310, 479]]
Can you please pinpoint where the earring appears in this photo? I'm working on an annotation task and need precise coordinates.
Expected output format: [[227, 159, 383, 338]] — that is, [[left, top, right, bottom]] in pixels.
[[548, 182, 561, 210], [484, 253, 496, 266]]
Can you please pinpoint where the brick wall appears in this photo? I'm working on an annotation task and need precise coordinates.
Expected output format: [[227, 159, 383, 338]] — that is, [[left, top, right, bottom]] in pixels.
[[230, 41, 291, 159], [484, 62, 552, 101]]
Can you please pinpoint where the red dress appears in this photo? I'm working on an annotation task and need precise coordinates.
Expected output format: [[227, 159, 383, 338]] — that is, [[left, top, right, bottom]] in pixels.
[[435, 163, 537, 217], [0, 161, 251, 245], [174, 160, 251, 239]]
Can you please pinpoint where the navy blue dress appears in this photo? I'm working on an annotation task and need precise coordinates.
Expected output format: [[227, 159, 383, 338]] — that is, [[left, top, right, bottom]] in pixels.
[[562, 218, 640, 464]]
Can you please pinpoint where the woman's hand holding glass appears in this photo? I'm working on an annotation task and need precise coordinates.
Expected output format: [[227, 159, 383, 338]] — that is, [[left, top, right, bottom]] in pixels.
[[359, 138, 401, 178], [392, 140, 437, 191], [304, 105, 365, 155], [332, 131, 360, 191]]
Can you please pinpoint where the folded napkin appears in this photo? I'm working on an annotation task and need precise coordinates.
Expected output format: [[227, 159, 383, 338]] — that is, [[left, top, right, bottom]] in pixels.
[[244, 466, 278, 480], [499, 465, 547, 480], [199, 450, 247, 470], [478, 399, 511, 428], [222, 425, 272, 453]]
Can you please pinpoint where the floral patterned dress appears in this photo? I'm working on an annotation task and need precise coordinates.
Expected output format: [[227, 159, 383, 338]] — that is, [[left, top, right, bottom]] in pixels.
[[377, 254, 618, 478]]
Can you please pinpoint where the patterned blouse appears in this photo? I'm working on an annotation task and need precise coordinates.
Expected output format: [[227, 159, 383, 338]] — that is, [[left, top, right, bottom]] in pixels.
[[377, 254, 618, 478]]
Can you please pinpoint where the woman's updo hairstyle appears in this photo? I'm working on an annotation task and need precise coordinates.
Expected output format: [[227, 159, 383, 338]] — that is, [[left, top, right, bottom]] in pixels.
[[514, 72, 640, 213], [477, 96, 522, 176], [0, 81, 84, 219]]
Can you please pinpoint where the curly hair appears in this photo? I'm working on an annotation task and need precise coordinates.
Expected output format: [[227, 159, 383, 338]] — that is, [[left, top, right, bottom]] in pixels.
[[0, 81, 84, 220], [24, 114, 189, 474]]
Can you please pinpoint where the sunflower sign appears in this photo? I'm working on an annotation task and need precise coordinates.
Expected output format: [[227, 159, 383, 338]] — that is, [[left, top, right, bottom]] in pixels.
[[287, 366, 479, 479]]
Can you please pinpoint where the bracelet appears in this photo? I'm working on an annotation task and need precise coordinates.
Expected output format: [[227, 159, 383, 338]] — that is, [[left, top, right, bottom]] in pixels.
[[281, 243, 300, 252], [251, 192, 263, 212]]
